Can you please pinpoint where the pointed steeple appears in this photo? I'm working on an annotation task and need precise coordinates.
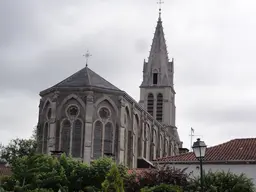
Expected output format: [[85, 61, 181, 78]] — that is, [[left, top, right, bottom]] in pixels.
[[148, 13, 169, 64], [140, 12, 174, 88]]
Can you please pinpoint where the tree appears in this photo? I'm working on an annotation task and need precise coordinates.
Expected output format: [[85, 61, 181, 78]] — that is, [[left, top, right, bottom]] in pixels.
[[0, 138, 37, 164], [187, 171, 255, 192], [102, 164, 124, 192], [2, 154, 68, 191]]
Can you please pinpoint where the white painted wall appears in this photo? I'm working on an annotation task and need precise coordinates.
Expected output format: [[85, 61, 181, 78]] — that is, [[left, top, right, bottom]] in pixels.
[[168, 163, 256, 185]]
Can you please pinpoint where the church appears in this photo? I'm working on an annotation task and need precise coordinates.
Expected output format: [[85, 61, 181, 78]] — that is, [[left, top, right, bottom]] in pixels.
[[36, 10, 183, 168]]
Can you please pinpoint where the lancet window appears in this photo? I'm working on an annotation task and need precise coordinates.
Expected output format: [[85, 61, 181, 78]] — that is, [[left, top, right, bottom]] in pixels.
[[144, 123, 150, 158], [42, 106, 52, 154], [60, 105, 84, 158], [92, 107, 114, 159]]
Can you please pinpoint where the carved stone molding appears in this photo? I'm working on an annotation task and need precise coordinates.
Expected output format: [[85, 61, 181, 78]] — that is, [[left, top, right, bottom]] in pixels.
[[52, 91, 60, 102], [118, 96, 126, 107], [86, 92, 94, 103], [49, 118, 56, 124]]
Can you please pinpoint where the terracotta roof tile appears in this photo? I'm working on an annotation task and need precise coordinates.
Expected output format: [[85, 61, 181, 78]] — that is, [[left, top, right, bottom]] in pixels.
[[156, 138, 256, 163]]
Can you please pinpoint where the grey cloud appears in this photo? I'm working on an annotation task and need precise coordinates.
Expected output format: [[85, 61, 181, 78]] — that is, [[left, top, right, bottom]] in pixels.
[[184, 104, 256, 125]]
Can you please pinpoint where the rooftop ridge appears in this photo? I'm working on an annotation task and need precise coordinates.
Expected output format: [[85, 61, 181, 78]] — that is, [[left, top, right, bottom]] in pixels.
[[155, 138, 256, 163], [40, 66, 121, 95]]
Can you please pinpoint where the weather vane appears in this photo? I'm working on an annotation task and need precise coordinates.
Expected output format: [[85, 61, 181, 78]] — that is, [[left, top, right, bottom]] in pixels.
[[83, 50, 92, 67], [157, 0, 164, 17]]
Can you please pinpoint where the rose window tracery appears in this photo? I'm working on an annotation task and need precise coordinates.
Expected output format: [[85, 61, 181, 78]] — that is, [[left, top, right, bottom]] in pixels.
[[67, 106, 79, 118], [99, 107, 110, 119]]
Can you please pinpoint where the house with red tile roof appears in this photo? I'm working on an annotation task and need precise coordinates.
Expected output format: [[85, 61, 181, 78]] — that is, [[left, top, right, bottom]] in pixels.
[[0, 162, 11, 184], [154, 138, 256, 184]]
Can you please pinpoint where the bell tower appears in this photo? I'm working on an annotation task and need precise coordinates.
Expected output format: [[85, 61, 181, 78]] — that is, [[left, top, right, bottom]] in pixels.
[[139, 11, 176, 127]]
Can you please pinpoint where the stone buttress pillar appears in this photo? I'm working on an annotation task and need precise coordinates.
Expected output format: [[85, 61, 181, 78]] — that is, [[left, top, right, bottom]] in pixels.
[[132, 104, 136, 168], [48, 101, 57, 154], [83, 92, 94, 164], [118, 96, 126, 164]]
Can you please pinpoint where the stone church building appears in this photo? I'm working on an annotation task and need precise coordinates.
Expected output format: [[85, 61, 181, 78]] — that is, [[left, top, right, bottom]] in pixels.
[[37, 12, 182, 168]]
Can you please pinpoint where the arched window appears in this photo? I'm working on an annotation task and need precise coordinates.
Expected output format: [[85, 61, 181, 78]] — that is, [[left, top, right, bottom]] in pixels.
[[127, 129, 133, 168], [93, 121, 103, 159], [153, 71, 158, 85], [159, 134, 163, 157], [72, 119, 82, 158], [37, 124, 43, 153], [164, 139, 168, 157], [147, 93, 154, 116], [114, 124, 119, 157], [127, 115, 134, 168], [136, 117, 141, 157], [104, 122, 113, 155], [43, 123, 49, 154], [150, 128, 155, 160], [144, 124, 149, 158], [47, 108, 52, 120], [156, 93, 163, 122], [61, 120, 71, 155]]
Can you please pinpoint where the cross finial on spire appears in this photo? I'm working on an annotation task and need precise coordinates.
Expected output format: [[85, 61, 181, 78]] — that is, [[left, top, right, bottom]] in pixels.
[[157, 0, 164, 18], [83, 50, 92, 67]]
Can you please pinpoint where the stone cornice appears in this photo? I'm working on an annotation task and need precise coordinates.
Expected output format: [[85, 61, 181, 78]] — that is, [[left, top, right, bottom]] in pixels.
[[40, 86, 123, 97]]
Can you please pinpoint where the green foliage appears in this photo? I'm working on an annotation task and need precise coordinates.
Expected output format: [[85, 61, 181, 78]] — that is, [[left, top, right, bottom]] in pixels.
[[1, 154, 68, 191], [1, 155, 126, 192], [187, 170, 255, 192], [89, 157, 113, 190], [2, 150, 255, 192], [87, 157, 127, 191], [102, 164, 124, 192], [0, 138, 37, 164], [26, 189, 54, 192], [140, 184, 182, 192]]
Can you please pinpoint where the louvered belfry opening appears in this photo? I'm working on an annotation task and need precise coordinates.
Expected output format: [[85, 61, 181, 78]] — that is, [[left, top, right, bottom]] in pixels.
[[156, 93, 163, 122], [147, 93, 154, 116]]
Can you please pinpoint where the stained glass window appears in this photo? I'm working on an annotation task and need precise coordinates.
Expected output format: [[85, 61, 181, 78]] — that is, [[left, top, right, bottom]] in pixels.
[[93, 121, 103, 159], [104, 122, 113, 155], [72, 119, 82, 158], [61, 119, 71, 155]]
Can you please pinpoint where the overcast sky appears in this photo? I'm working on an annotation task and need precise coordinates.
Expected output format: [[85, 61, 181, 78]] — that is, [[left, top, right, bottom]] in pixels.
[[1, 0, 256, 150]]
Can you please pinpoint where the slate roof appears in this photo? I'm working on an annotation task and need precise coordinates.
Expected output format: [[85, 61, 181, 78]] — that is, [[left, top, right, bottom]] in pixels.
[[156, 138, 256, 164], [41, 67, 121, 94]]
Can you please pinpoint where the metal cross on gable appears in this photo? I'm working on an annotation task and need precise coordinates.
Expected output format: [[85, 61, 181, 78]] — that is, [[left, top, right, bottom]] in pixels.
[[83, 50, 92, 67]]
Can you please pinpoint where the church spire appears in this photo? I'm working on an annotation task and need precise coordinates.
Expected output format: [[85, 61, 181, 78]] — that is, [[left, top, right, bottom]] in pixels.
[[148, 11, 169, 63], [140, 7, 173, 88]]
